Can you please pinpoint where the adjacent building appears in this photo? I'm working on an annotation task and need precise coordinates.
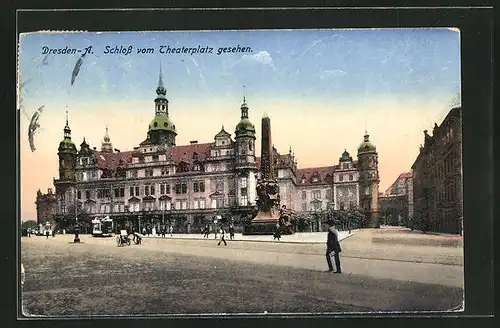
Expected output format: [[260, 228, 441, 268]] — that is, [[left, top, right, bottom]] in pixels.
[[34, 188, 57, 228], [35, 69, 380, 233], [411, 106, 462, 234], [379, 172, 413, 226]]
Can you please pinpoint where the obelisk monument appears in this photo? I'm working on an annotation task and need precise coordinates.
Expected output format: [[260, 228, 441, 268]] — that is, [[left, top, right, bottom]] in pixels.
[[244, 115, 281, 235]]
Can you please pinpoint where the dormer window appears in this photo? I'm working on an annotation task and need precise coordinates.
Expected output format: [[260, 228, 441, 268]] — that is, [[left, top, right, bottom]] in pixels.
[[193, 165, 200, 171], [178, 163, 189, 172], [301, 177, 306, 184], [193, 152, 199, 160]]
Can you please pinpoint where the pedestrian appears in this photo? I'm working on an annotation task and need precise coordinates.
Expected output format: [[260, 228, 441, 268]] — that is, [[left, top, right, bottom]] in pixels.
[[204, 224, 210, 238], [52, 230, 55, 237], [45, 230, 49, 239], [161, 227, 166, 238], [273, 223, 281, 241], [169, 225, 173, 237], [229, 224, 235, 240], [217, 226, 227, 246], [326, 221, 342, 273]]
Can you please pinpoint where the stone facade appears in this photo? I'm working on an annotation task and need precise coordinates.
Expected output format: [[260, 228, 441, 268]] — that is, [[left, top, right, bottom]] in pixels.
[[379, 172, 413, 226], [411, 106, 462, 234], [38, 70, 381, 233], [35, 188, 57, 228]]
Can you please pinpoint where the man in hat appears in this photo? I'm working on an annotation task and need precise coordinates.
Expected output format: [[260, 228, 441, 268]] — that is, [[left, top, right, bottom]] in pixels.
[[326, 221, 342, 273]]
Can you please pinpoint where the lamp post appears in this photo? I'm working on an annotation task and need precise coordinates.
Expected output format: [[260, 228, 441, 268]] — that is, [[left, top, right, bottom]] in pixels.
[[74, 189, 80, 243]]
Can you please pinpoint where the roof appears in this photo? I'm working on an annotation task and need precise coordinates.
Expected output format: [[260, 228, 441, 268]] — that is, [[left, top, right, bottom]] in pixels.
[[93, 151, 133, 170], [399, 172, 413, 179], [296, 166, 336, 184], [215, 126, 231, 139], [166, 142, 212, 164]]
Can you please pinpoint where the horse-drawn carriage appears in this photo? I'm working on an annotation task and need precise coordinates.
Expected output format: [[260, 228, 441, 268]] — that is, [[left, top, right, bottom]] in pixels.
[[116, 230, 143, 247]]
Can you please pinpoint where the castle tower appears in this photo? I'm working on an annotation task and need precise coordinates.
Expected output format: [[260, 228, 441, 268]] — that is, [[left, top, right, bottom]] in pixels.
[[357, 130, 380, 227], [234, 94, 257, 207], [57, 111, 77, 182], [101, 126, 113, 153], [147, 63, 177, 146]]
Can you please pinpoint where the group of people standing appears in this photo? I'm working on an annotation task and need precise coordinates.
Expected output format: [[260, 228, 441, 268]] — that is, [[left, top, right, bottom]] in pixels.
[[202, 224, 235, 246]]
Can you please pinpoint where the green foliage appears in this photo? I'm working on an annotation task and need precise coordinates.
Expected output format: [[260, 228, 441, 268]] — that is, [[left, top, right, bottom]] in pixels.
[[325, 207, 366, 230], [21, 220, 38, 230]]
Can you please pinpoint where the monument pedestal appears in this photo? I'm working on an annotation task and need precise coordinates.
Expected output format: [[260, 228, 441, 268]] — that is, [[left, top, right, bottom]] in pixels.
[[243, 211, 279, 235]]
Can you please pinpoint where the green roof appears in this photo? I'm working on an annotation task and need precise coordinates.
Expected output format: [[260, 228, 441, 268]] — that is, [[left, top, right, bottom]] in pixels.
[[235, 118, 256, 138], [58, 138, 77, 153], [357, 141, 376, 153], [148, 114, 177, 134]]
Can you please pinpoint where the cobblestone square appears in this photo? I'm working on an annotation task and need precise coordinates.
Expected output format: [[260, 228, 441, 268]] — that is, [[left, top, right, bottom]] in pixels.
[[20, 228, 464, 316]]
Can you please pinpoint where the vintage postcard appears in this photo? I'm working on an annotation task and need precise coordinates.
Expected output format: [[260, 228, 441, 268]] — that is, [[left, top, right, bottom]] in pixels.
[[19, 28, 463, 316]]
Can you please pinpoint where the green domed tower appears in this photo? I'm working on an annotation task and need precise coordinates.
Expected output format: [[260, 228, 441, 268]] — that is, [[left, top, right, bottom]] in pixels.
[[57, 111, 77, 181], [235, 97, 256, 140], [234, 95, 258, 208], [147, 64, 177, 146], [357, 131, 380, 228]]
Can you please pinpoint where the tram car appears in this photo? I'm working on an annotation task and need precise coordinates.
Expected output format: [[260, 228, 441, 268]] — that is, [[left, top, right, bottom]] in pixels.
[[92, 216, 114, 237]]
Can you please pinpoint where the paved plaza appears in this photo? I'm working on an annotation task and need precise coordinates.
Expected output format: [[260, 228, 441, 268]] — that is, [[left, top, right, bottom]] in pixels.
[[20, 228, 464, 316]]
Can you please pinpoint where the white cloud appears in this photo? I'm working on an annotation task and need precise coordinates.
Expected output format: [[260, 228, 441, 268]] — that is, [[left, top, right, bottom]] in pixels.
[[320, 69, 348, 80], [241, 51, 276, 70]]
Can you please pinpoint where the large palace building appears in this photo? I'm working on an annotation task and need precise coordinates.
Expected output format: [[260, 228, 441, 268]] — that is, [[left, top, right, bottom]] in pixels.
[[36, 69, 380, 233]]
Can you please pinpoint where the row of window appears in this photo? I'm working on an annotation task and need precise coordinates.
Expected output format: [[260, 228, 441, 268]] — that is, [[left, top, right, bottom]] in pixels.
[[436, 183, 459, 203], [300, 201, 356, 212], [76, 197, 230, 214], [302, 190, 322, 200], [129, 165, 203, 178], [300, 173, 356, 184], [77, 181, 207, 199]]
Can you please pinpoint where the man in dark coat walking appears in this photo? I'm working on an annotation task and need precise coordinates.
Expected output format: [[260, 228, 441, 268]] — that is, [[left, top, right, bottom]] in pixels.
[[326, 222, 342, 273], [217, 226, 227, 246]]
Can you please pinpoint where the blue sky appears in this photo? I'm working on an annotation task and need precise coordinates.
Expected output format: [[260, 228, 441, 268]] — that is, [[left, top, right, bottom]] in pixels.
[[19, 29, 460, 110], [19, 29, 461, 220]]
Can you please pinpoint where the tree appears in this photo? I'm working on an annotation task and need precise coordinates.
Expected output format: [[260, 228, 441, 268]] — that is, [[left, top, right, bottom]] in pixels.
[[21, 220, 38, 230], [291, 212, 310, 232], [56, 202, 90, 232]]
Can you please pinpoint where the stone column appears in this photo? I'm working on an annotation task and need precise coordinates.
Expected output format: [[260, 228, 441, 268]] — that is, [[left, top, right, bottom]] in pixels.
[[260, 116, 273, 180]]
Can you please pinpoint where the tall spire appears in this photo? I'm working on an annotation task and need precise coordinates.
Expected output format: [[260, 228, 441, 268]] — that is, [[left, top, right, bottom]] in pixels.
[[156, 62, 166, 96], [364, 115, 370, 141], [364, 114, 368, 135], [101, 125, 113, 153], [240, 85, 249, 119], [104, 125, 110, 142], [159, 62, 164, 89], [63, 110, 71, 139]]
